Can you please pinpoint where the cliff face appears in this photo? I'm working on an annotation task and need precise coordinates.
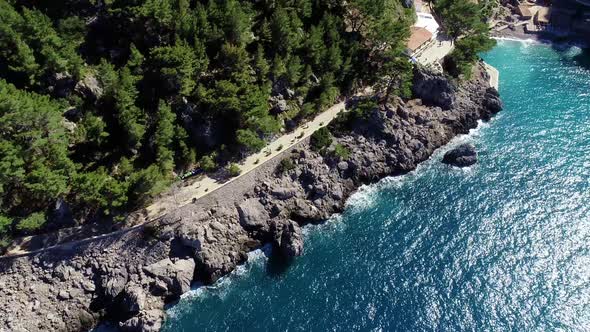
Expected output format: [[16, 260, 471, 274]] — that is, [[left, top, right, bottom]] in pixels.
[[0, 62, 503, 332], [551, 0, 590, 42]]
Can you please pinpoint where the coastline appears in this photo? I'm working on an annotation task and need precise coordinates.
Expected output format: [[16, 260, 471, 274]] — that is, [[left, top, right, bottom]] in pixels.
[[0, 63, 503, 332], [492, 28, 589, 48]]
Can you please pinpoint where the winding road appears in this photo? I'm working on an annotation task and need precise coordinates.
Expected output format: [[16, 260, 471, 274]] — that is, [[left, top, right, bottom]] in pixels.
[[145, 96, 355, 221], [2, 29, 496, 258], [2, 97, 356, 258]]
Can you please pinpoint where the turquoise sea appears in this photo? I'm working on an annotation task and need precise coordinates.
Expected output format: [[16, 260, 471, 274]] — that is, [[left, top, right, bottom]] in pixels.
[[163, 40, 590, 331]]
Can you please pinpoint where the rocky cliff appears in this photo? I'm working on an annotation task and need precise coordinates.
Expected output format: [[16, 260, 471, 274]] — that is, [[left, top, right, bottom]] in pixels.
[[0, 62, 502, 332]]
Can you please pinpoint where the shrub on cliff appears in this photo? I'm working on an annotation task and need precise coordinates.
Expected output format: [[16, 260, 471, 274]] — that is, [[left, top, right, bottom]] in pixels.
[[445, 34, 496, 78], [278, 158, 296, 174], [331, 144, 351, 160], [310, 127, 333, 151], [16, 212, 46, 233], [0, 215, 12, 252]]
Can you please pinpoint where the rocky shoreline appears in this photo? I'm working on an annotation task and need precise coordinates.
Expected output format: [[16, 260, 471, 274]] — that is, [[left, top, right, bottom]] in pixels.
[[491, 22, 589, 48], [0, 62, 503, 332]]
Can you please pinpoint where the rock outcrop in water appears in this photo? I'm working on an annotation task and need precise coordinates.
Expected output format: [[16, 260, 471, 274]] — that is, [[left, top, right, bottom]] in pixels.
[[0, 62, 502, 332], [442, 143, 478, 167]]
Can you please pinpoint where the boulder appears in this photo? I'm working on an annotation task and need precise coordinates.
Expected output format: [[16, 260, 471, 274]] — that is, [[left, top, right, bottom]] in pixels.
[[337, 161, 349, 171], [122, 285, 146, 314], [270, 96, 290, 114], [483, 88, 504, 113], [276, 99, 288, 112], [412, 67, 456, 110], [271, 220, 303, 258], [119, 310, 163, 332], [442, 143, 478, 167], [172, 259, 195, 294], [194, 249, 247, 283], [271, 187, 299, 200], [236, 199, 269, 231], [290, 198, 321, 222], [80, 280, 96, 293], [57, 290, 71, 300], [285, 88, 295, 98], [75, 74, 103, 101], [177, 230, 203, 251], [99, 268, 128, 299], [143, 258, 195, 296]]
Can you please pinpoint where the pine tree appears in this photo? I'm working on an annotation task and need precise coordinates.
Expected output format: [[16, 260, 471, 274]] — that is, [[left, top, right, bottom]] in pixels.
[[150, 41, 208, 96], [154, 100, 175, 174], [253, 44, 270, 84], [115, 67, 146, 151]]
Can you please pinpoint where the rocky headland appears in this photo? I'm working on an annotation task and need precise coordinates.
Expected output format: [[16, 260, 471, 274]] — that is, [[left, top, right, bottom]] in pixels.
[[0, 62, 502, 332]]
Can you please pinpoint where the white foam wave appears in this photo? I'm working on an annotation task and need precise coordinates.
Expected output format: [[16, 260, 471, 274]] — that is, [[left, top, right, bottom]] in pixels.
[[493, 36, 544, 46], [493, 35, 589, 50], [302, 213, 345, 237], [428, 120, 490, 160], [171, 245, 271, 306], [344, 184, 380, 212]]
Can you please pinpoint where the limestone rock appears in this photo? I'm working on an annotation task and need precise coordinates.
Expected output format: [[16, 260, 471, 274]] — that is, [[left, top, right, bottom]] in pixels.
[[412, 67, 457, 110], [442, 143, 478, 167], [119, 310, 163, 332], [143, 258, 195, 296], [271, 220, 303, 258], [75, 74, 103, 101], [236, 199, 269, 231]]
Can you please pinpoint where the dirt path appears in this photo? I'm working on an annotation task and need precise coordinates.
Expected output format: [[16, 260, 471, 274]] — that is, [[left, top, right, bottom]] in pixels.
[[144, 97, 354, 221]]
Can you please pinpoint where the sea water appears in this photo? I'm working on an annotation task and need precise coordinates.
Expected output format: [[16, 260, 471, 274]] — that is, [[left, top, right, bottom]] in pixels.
[[163, 40, 590, 331]]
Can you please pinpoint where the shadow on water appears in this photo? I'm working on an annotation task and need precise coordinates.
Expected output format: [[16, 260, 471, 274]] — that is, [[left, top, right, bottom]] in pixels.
[[572, 48, 590, 70], [552, 42, 590, 70], [264, 247, 293, 278]]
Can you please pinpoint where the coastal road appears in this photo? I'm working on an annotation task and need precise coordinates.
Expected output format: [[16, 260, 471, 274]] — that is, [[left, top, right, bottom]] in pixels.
[[144, 95, 357, 221], [3, 90, 367, 257], [2, 32, 481, 257], [143, 31, 457, 221]]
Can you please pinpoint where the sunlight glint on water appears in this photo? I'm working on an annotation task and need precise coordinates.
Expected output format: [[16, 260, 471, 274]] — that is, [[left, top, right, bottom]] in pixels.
[[163, 40, 590, 332]]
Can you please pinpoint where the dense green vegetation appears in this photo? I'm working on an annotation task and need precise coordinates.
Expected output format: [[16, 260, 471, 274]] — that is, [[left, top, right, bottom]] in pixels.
[[0, 0, 413, 247], [331, 143, 351, 160], [277, 157, 296, 174], [310, 127, 333, 151], [434, 0, 496, 77]]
